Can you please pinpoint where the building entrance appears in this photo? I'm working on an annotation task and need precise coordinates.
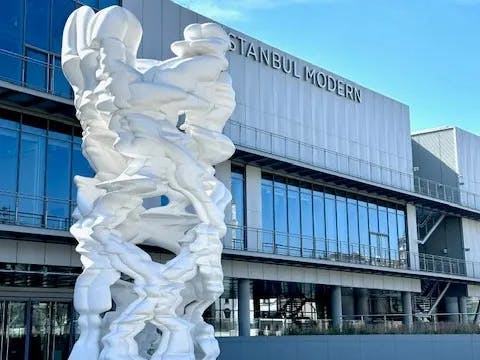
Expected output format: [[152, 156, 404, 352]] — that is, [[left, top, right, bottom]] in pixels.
[[0, 299, 74, 360]]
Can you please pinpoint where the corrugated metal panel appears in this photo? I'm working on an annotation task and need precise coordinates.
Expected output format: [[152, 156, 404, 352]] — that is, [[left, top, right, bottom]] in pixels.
[[126, 0, 414, 190]]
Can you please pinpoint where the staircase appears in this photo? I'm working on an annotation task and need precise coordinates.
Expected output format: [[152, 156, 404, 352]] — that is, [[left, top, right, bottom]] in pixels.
[[417, 209, 445, 244]]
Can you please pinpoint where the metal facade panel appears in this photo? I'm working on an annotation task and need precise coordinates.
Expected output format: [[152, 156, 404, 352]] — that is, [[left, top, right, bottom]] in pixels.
[[456, 128, 480, 196], [127, 0, 413, 189]]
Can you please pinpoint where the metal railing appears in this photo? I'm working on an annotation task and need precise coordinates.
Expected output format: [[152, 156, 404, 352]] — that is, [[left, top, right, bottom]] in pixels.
[[207, 312, 480, 337], [225, 225, 480, 279], [224, 121, 480, 212], [0, 190, 74, 231], [0, 47, 72, 99]]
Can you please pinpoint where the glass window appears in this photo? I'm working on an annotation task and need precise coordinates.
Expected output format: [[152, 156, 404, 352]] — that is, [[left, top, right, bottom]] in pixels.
[[52, 0, 75, 54], [46, 135, 72, 229], [300, 187, 313, 257], [52, 56, 72, 98], [378, 206, 389, 260], [313, 190, 325, 258], [336, 195, 348, 255], [388, 208, 399, 261], [368, 203, 378, 258], [0, 1, 24, 83], [25, 49, 48, 92], [0, 119, 19, 216], [397, 209, 407, 252], [26, 0, 50, 49], [19, 125, 46, 226], [287, 184, 301, 256], [273, 180, 288, 254], [358, 201, 370, 262], [6, 302, 26, 360], [261, 178, 274, 253], [231, 168, 245, 249], [347, 199, 359, 255], [71, 137, 94, 201], [325, 192, 337, 256]]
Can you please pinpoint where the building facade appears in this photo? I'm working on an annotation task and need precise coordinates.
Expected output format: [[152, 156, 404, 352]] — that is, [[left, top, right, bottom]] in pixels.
[[1, 0, 480, 359]]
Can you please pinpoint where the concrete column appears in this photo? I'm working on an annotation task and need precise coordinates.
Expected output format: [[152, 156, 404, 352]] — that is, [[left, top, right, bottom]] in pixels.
[[342, 289, 355, 320], [406, 204, 420, 270], [402, 291, 413, 330], [458, 296, 468, 324], [245, 165, 262, 251], [355, 288, 369, 319], [238, 279, 251, 336], [331, 286, 343, 331], [445, 296, 460, 323]]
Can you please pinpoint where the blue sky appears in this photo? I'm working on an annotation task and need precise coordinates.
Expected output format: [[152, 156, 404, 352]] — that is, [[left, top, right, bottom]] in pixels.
[[173, 0, 480, 134]]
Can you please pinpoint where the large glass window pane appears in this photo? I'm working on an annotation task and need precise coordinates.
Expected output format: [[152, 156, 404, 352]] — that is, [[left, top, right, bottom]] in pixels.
[[336, 195, 348, 256], [397, 209, 407, 265], [358, 201, 369, 263], [30, 302, 50, 360], [313, 190, 326, 258], [19, 125, 46, 227], [300, 187, 313, 257], [287, 184, 301, 256], [325, 192, 337, 257], [231, 168, 245, 249], [6, 302, 26, 360], [52, 56, 72, 98], [261, 178, 274, 253], [0, 1, 24, 83], [378, 206, 389, 260], [71, 138, 94, 201], [51, 302, 71, 360], [25, 49, 48, 92], [388, 208, 399, 262], [46, 136, 72, 230], [274, 180, 288, 255], [52, 0, 75, 54], [347, 199, 359, 257], [26, 0, 50, 49], [368, 203, 378, 259], [0, 120, 19, 221]]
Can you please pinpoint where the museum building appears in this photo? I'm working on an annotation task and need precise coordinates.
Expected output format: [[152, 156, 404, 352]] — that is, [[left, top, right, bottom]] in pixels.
[[1, 0, 480, 358]]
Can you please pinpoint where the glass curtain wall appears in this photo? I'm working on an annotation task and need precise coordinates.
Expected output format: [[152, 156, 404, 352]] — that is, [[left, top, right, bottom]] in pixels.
[[0, 0, 120, 98], [0, 110, 93, 230], [261, 173, 407, 267], [230, 166, 245, 249]]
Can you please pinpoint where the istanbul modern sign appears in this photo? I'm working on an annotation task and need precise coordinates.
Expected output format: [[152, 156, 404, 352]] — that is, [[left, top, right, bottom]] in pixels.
[[229, 33, 362, 103]]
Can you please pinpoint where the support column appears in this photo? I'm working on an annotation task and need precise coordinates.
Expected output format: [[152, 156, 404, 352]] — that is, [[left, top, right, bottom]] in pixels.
[[355, 288, 369, 321], [458, 296, 468, 324], [402, 291, 413, 330], [445, 296, 460, 323], [331, 286, 343, 331], [238, 279, 251, 336], [406, 204, 420, 271]]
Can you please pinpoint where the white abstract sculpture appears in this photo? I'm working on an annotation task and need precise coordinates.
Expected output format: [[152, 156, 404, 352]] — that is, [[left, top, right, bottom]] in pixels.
[[62, 5, 235, 360]]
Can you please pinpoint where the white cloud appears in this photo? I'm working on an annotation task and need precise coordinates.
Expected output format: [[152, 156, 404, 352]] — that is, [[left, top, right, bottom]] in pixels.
[[172, 0, 319, 22]]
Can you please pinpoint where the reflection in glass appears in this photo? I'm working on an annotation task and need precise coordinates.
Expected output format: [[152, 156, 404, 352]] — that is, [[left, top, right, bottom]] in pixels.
[[388, 208, 399, 261], [30, 302, 50, 360], [358, 201, 370, 262], [313, 190, 325, 258], [0, 2, 23, 83], [336, 196, 348, 255], [300, 188, 313, 257], [347, 199, 359, 255], [25, 49, 48, 92], [19, 126, 46, 226], [261, 179, 274, 253], [46, 136, 71, 229], [6, 302, 26, 360], [0, 120, 19, 218], [274, 181, 288, 254], [325, 193, 337, 256], [231, 169, 245, 249], [378, 206, 389, 260], [287, 184, 301, 256]]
